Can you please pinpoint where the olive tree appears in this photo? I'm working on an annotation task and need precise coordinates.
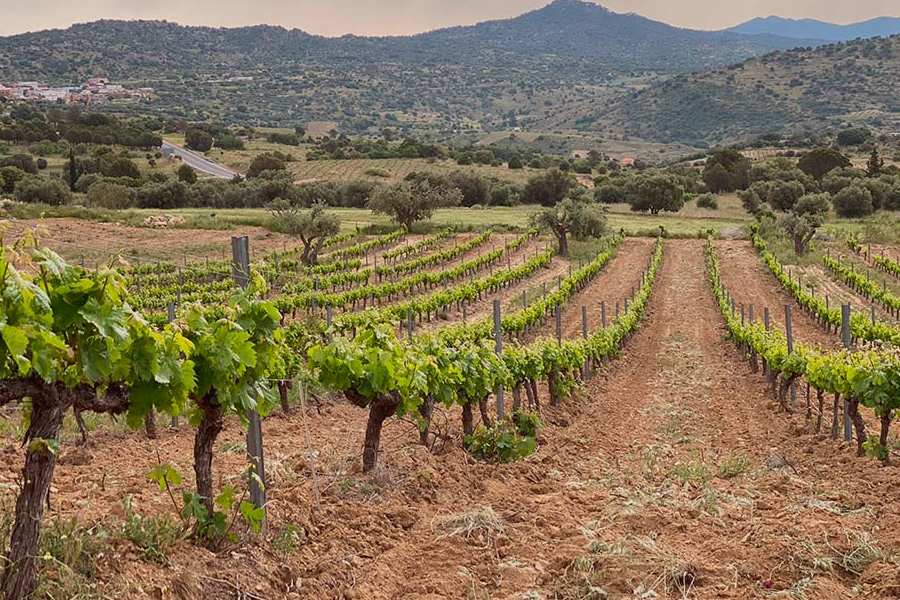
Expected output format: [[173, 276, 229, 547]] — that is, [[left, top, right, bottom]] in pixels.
[[626, 172, 685, 215], [367, 180, 462, 230], [267, 200, 340, 265], [780, 193, 831, 255], [530, 194, 607, 257]]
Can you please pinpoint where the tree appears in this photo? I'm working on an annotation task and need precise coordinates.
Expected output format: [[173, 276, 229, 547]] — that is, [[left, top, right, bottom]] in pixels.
[[13, 176, 72, 205], [0, 167, 24, 194], [798, 147, 850, 180], [832, 184, 874, 218], [367, 180, 462, 229], [866, 147, 884, 178], [267, 200, 340, 265], [177, 163, 198, 184], [594, 183, 627, 204], [703, 148, 750, 192], [103, 156, 141, 179], [247, 153, 286, 178], [508, 156, 524, 169], [696, 193, 718, 210], [0, 154, 37, 175], [626, 173, 685, 215], [530, 195, 607, 257], [836, 127, 870, 147], [520, 169, 576, 206], [185, 129, 213, 152], [780, 193, 831, 255], [766, 180, 806, 211], [87, 181, 136, 209], [703, 162, 732, 193], [67, 149, 79, 192]]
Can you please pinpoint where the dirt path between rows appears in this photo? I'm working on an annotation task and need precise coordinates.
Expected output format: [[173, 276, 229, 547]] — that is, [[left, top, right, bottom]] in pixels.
[[524, 237, 656, 342], [715, 240, 839, 350], [350, 239, 900, 598], [2, 240, 898, 599]]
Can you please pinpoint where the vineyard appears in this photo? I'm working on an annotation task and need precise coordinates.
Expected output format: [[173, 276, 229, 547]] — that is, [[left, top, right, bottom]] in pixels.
[[1, 223, 899, 599]]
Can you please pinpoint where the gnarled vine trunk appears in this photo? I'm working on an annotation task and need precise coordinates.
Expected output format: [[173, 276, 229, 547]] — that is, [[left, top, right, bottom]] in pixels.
[[144, 408, 158, 439], [193, 392, 224, 516], [1, 390, 64, 600], [461, 403, 474, 437], [345, 390, 400, 473], [419, 396, 434, 446], [478, 396, 493, 428], [278, 380, 293, 415], [879, 412, 893, 463], [846, 397, 867, 457]]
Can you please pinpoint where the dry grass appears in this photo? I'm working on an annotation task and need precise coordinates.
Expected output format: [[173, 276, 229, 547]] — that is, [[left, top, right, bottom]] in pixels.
[[433, 506, 506, 547]]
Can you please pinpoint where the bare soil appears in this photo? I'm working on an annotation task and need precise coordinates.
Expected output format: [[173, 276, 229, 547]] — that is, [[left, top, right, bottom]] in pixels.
[[1, 218, 298, 265], [1, 240, 898, 599], [715, 240, 839, 350]]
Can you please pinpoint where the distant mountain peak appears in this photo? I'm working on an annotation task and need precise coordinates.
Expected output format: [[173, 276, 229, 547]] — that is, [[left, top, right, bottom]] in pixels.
[[728, 14, 900, 42]]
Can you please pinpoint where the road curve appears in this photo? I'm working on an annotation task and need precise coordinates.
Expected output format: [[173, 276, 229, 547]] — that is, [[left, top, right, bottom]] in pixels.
[[160, 141, 237, 179]]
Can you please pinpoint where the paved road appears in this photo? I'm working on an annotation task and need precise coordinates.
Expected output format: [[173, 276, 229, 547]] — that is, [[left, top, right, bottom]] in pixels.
[[161, 141, 237, 179]]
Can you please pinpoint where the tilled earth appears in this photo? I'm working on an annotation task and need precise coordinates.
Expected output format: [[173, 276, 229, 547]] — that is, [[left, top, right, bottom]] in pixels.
[[1, 239, 898, 599]]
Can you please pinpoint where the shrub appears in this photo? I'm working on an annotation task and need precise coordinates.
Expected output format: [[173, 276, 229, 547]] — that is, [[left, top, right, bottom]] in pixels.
[[136, 180, 189, 209], [176, 164, 197, 184], [266, 132, 300, 146], [185, 129, 213, 152], [14, 175, 72, 205], [0, 154, 37, 174], [87, 181, 136, 209], [0, 166, 25, 193], [36, 158, 48, 170], [247, 153, 286, 178], [215, 134, 245, 150], [832, 185, 874, 218], [103, 157, 141, 179], [508, 156, 523, 169], [696, 193, 719, 210], [594, 183, 626, 204], [465, 411, 541, 463]]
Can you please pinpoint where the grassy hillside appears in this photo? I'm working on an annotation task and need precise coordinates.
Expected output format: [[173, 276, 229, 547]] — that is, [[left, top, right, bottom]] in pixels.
[[595, 35, 900, 145]]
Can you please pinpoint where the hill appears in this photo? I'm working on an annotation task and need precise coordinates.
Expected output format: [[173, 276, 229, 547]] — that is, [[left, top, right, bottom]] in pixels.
[[0, 1, 814, 135], [729, 15, 900, 42], [595, 35, 900, 146]]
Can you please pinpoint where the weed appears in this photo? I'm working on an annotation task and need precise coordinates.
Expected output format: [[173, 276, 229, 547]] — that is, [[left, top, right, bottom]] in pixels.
[[465, 411, 541, 464], [839, 531, 882, 575], [120, 498, 182, 564], [717, 453, 751, 479], [671, 455, 713, 487], [35, 518, 109, 599], [272, 523, 306, 556]]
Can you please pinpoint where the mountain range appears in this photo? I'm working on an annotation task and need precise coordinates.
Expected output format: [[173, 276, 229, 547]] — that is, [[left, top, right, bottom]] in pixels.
[[0, 0, 895, 149], [729, 15, 900, 42]]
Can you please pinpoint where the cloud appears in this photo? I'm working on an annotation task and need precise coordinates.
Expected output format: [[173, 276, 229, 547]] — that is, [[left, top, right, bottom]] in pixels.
[[0, 0, 895, 36]]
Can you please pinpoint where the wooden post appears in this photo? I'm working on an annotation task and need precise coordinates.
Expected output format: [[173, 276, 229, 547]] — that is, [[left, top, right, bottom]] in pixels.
[[740, 303, 745, 326], [407, 310, 414, 343], [601, 301, 607, 328], [522, 290, 527, 308], [493, 300, 504, 419], [462, 304, 467, 323], [581, 305, 588, 339], [232, 236, 266, 529], [326, 306, 333, 337], [764, 307, 770, 331], [785, 305, 796, 408], [168, 302, 179, 429], [555, 306, 562, 344], [870, 305, 876, 326], [748, 304, 755, 324], [615, 302, 620, 319], [841, 304, 852, 442]]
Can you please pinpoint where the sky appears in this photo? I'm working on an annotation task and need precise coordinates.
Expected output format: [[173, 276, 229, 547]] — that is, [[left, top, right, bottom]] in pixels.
[[0, 0, 896, 37]]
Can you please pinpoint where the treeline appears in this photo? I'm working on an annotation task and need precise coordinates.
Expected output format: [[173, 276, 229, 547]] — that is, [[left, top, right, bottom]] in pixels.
[[0, 104, 162, 148], [702, 147, 900, 217]]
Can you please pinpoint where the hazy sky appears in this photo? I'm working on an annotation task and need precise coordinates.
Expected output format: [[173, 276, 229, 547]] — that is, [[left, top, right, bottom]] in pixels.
[[0, 0, 896, 36]]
